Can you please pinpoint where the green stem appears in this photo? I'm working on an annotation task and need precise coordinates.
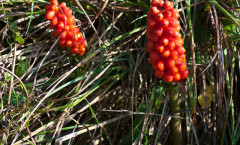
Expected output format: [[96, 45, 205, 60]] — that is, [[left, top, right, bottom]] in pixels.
[[169, 84, 182, 145]]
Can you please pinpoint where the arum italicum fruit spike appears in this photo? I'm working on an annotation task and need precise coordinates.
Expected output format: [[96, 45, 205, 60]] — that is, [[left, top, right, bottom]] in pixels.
[[45, 0, 86, 55], [147, 0, 189, 83], [147, 0, 189, 145]]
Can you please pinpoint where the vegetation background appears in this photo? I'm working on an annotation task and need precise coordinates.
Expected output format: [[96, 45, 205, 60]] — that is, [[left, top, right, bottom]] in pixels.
[[0, 0, 240, 144]]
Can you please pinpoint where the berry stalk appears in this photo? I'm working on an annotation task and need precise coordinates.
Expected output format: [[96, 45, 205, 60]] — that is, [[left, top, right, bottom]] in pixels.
[[169, 84, 182, 145], [147, 1, 187, 144]]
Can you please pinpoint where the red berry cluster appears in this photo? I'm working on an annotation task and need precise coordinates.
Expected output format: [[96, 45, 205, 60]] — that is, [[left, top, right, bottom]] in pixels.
[[45, 0, 86, 55], [147, 0, 189, 82]]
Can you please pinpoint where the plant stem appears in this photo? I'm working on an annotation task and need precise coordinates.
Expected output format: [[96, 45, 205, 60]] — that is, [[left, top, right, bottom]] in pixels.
[[169, 84, 182, 145]]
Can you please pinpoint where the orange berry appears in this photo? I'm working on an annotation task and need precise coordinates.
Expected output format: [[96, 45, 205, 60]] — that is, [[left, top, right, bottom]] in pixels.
[[163, 1, 173, 10], [176, 46, 186, 54], [166, 59, 175, 68], [160, 19, 169, 27], [154, 27, 163, 37], [156, 60, 165, 71], [173, 73, 181, 82], [66, 40, 73, 48], [160, 37, 169, 46], [170, 66, 178, 74], [46, 10, 55, 20], [161, 49, 170, 58], [66, 31, 74, 40], [169, 50, 178, 60], [155, 44, 164, 53], [67, 17, 75, 25], [57, 21, 65, 29], [164, 73, 173, 82], [177, 64, 187, 72], [60, 31, 67, 40], [180, 69, 189, 79], [69, 25, 75, 32], [50, 0, 59, 6], [51, 16, 58, 25]]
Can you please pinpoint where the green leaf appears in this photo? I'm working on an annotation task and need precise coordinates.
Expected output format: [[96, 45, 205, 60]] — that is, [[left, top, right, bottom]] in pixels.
[[15, 59, 30, 77], [5, 72, 11, 82], [210, 0, 240, 27], [15, 34, 25, 44], [10, 22, 25, 44]]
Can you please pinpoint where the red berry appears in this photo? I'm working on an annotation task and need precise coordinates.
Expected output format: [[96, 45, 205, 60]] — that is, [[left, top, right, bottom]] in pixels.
[[160, 37, 169, 46], [169, 8, 179, 19], [164, 73, 173, 82], [75, 27, 80, 34], [71, 47, 79, 54], [57, 13, 66, 22], [148, 19, 157, 27], [45, 6, 51, 12], [155, 12, 163, 22], [150, 52, 160, 62], [151, 0, 164, 7], [163, 1, 173, 10], [151, 34, 159, 42], [180, 69, 189, 79], [151, 6, 160, 14], [169, 19, 180, 28], [78, 37, 85, 44], [176, 46, 186, 54], [147, 40, 155, 52], [154, 27, 163, 37], [155, 43, 164, 53], [64, 25, 70, 31], [66, 31, 74, 40], [177, 64, 187, 72], [60, 31, 67, 40], [50, 0, 59, 6], [66, 40, 73, 48], [52, 29, 63, 38], [79, 45, 86, 56], [155, 70, 164, 79], [161, 49, 170, 58], [64, 8, 73, 18], [169, 50, 178, 60], [58, 39, 65, 45], [162, 10, 172, 18], [173, 73, 181, 82], [166, 41, 175, 50], [69, 25, 75, 32], [160, 19, 169, 27], [166, 59, 175, 68], [59, 2, 66, 7], [67, 17, 75, 25], [57, 21, 65, 29], [170, 66, 178, 74], [156, 60, 165, 71], [46, 10, 55, 20], [51, 16, 58, 25]]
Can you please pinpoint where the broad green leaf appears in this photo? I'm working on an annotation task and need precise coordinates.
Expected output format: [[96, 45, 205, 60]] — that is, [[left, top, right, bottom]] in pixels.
[[198, 85, 214, 107], [15, 59, 30, 77], [10, 22, 25, 44]]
